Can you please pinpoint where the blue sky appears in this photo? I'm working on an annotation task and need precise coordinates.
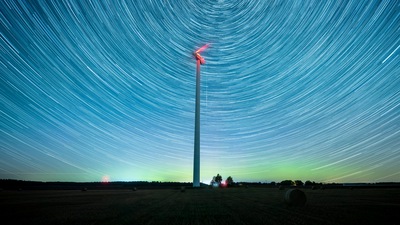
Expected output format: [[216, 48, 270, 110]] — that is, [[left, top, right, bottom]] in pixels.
[[1, 0, 399, 183]]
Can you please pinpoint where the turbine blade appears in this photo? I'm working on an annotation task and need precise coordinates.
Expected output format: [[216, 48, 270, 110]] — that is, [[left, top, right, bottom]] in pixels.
[[196, 43, 209, 53]]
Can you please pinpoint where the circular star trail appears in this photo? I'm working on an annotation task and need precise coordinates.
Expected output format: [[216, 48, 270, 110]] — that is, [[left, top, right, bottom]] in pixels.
[[1, 0, 399, 183]]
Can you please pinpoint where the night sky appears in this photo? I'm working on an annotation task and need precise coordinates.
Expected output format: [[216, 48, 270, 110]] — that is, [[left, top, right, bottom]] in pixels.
[[1, 1, 399, 183]]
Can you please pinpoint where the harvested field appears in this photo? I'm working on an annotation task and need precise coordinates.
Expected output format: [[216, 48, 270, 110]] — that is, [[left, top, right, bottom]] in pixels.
[[0, 187, 399, 225]]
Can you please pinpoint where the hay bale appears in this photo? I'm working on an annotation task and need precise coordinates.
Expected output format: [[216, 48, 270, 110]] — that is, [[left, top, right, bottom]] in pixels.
[[278, 185, 285, 190], [284, 189, 307, 206], [181, 186, 185, 192]]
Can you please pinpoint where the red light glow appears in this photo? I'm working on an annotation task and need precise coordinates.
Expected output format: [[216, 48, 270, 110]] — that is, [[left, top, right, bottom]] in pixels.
[[220, 181, 227, 188], [102, 175, 110, 183]]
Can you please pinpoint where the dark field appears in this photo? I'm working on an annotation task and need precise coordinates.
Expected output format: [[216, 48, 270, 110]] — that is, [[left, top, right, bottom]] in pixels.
[[1, 187, 399, 225]]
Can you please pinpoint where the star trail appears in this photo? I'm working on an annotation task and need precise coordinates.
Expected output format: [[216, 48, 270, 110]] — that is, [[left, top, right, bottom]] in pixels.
[[1, 0, 399, 183]]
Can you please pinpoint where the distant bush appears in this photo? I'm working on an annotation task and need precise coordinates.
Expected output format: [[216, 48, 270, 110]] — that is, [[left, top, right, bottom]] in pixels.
[[280, 180, 294, 186]]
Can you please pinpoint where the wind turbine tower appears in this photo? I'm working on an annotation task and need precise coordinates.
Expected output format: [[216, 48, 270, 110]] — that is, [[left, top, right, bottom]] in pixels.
[[193, 44, 208, 187]]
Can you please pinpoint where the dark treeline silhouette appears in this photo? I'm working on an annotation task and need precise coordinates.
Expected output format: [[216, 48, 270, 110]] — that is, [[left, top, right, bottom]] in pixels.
[[224, 180, 400, 189], [1, 179, 399, 191], [0, 179, 198, 191]]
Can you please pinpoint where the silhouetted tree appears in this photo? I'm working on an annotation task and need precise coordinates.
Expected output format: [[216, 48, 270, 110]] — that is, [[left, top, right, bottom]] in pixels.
[[305, 180, 316, 186], [294, 180, 304, 186], [280, 180, 294, 186], [215, 174, 222, 184], [210, 174, 223, 187], [225, 176, 234, 187]]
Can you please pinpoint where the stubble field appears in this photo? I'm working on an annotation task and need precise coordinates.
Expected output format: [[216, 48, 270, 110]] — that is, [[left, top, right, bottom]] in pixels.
[[1, 187, 399, 225]]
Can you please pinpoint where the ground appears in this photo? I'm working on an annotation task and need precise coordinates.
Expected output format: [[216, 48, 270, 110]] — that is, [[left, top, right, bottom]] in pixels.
[[1, 187, 399, 225]]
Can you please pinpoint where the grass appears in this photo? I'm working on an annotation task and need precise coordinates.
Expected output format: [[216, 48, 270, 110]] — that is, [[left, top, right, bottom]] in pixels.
[[1, 187, 399, 225]]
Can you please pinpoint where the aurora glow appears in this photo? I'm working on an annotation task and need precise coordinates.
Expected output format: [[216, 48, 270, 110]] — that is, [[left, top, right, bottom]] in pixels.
[[1, 1, 399, 183]]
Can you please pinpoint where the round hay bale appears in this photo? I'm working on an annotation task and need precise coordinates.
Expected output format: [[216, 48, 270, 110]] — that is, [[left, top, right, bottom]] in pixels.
[[132, 187, 137, 191], [284, 189, 307, 206], [181, 186, 185, 192], [278, 185, 284, 190]]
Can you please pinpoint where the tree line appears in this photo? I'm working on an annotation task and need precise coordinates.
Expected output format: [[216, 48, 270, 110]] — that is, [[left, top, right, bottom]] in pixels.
[[209, 174, 323, 188]]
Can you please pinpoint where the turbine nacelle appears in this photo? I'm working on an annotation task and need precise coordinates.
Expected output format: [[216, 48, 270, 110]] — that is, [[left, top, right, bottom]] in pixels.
[[194, 43, 209, 65], [194, 52, 205, 65]]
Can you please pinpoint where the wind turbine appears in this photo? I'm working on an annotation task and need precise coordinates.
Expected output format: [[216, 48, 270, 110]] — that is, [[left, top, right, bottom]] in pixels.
[[193, 44, 208, 187]]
